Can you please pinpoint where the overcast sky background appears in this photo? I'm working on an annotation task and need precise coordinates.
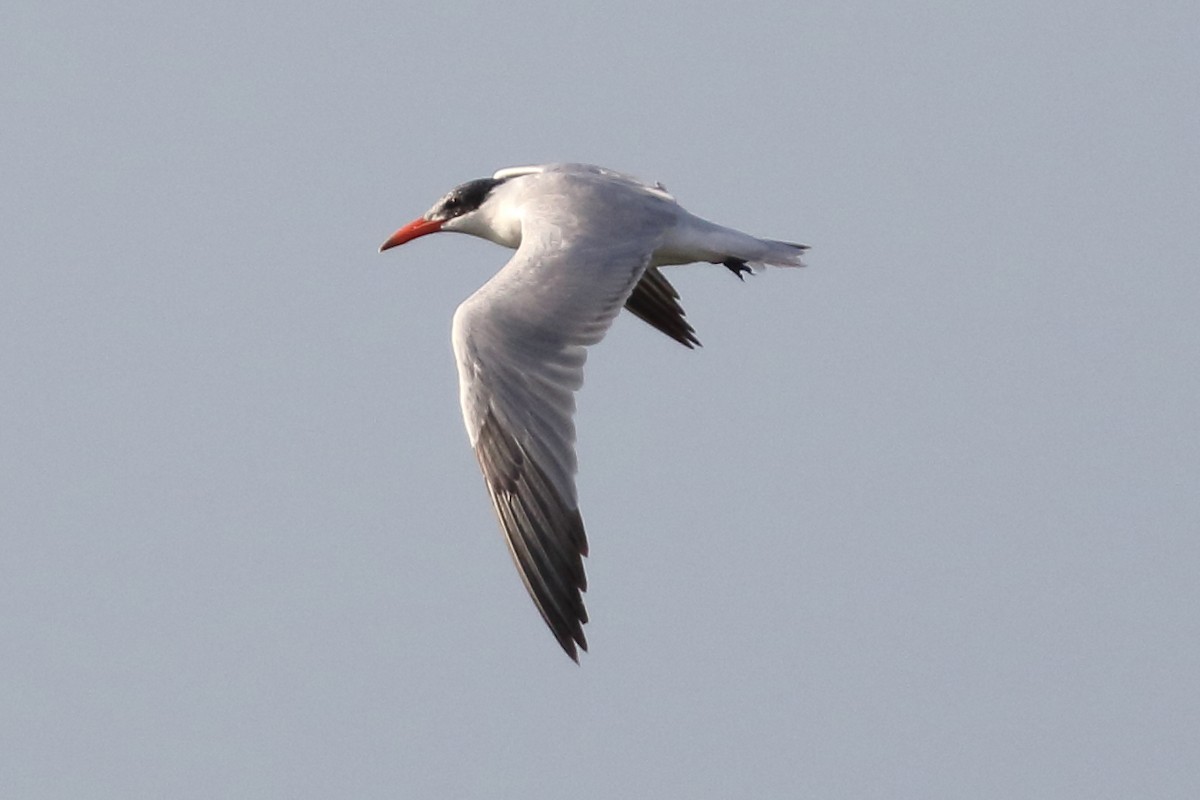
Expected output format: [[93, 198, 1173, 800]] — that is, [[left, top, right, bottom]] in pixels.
[[3, 1, 1198, 797]]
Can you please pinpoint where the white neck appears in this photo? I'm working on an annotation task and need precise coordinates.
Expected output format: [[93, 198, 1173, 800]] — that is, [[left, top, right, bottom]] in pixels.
[[443, 192, 523, 250]]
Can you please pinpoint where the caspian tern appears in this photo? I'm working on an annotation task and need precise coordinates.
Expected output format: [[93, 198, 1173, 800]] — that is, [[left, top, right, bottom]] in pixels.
[[380, 163, 806, 660]]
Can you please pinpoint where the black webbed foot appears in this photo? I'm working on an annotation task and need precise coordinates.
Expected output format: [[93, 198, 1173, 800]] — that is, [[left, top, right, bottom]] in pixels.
[[722, 257, 752, 281]]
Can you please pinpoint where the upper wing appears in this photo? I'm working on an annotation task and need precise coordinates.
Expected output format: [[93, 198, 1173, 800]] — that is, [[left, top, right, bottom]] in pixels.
[[493, 163, 676, 203], [452, 174, 674, 659]]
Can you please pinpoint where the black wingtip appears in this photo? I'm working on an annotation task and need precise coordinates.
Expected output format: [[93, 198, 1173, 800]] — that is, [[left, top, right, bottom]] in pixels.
[[557, 628, 587, 663], [624, 266, 702, 348], [476, 409, 592, 664], [565, 642, 584, 664]]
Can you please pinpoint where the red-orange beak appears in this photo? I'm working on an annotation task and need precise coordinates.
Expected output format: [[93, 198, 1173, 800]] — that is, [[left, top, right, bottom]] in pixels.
[[379, 217, 445, 252]]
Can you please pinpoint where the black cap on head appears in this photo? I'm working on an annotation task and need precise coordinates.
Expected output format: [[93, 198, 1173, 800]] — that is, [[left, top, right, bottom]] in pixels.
[[431, 177, 505, 221]]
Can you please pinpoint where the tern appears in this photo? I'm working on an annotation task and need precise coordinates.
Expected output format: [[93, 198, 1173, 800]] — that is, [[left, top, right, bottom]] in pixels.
[[379, 163, 806, 660]]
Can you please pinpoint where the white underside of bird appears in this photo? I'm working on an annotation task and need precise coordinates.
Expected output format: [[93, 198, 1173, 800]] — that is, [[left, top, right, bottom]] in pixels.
[[380, 163, 807, 661]]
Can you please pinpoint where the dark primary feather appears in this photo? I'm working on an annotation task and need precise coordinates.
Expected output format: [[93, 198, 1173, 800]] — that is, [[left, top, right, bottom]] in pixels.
[[474, 408, 589, 661], [623, 266, 700, 348]]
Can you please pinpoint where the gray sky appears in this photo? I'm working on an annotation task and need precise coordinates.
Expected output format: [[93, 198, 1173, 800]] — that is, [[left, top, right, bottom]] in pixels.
[[3, 1, 1198, 797]]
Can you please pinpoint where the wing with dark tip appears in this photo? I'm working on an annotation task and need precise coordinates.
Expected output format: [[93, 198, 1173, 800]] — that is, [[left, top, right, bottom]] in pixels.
[[450, 169, 675, 659], [624, 266, 700, 348], [474, 407, 589, 659]]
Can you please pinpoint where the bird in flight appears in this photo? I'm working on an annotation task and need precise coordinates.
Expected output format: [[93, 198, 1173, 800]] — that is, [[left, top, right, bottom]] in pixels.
[[379, 163, 806, 660]]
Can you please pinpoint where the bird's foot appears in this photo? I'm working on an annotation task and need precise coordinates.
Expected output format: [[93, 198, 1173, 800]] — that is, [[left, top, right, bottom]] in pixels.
[[722, 257, 752, 281]]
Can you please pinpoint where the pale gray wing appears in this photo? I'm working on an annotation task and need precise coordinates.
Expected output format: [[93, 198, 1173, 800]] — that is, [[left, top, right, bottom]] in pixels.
[[452, 175, 673, 659]]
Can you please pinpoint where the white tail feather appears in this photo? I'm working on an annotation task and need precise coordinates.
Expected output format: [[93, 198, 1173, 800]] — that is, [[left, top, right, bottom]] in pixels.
[[655, 213, 808, 271]]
